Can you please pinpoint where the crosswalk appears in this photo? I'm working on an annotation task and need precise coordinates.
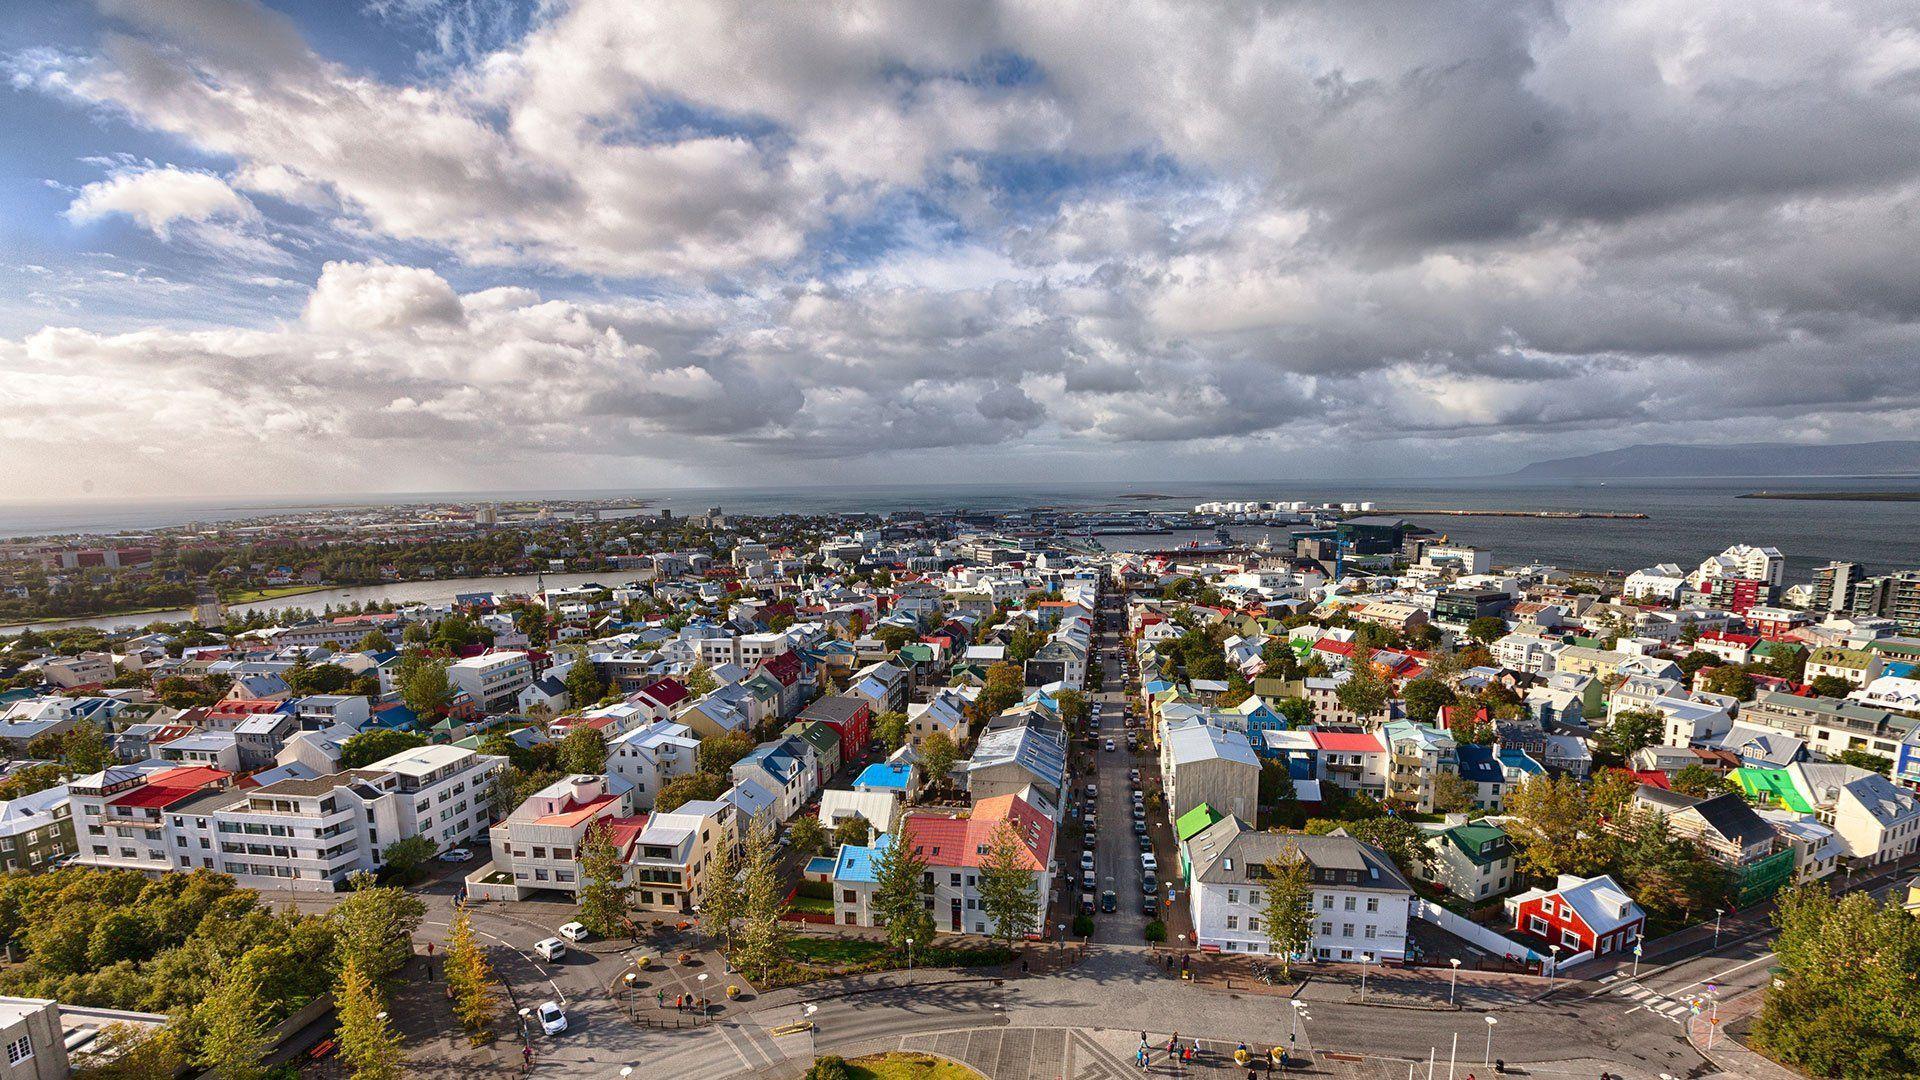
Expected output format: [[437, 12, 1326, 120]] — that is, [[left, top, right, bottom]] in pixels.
[[1598, 972, 1696, 1024]]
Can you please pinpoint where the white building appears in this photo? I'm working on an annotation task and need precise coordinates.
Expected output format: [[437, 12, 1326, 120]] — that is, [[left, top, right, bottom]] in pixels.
[[1623, 564, 1688, 602], [365, 744, 505, 853], [1691, 545, 1785, 590], [475, 774, 634, 899], [606, 720, 700, 810], [446, 651, 534, 713], [1183, 816, 1414, 962]]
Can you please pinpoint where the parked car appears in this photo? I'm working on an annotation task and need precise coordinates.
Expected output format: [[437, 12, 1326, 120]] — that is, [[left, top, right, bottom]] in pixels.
[[1142, 897, 1159, 917], [1142, 873, 1158, 895], [1128, 769, 1140, 783], [438, 847, 474, 863], [1133, 819, 1147, 836], [534, 938, 567, 962], [1132, 804, 1146, 821], [1082, 870, 1097, 891], [1085, 782, 1098, 798], [537, 1001, 568, 1035], [1141, 852, 1157, 872], [1081, 850, 1096, 872], [558, 922, 590, 942], [1136, 833, 1152, 852], [1080, 892, 1096, 915], [1100, 890, 1118, 913], [1104, 739, 1116, 752]]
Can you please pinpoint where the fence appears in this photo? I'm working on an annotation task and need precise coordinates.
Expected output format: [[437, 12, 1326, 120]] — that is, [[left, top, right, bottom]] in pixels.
[[1411, 899, 1542, 969]]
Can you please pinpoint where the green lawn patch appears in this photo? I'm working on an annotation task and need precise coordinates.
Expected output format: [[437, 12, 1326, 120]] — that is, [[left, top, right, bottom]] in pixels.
[[848, 1052, 983, 1080]]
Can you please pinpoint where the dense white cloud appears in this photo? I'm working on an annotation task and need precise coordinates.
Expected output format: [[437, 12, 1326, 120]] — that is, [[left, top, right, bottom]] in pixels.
[[5, 0, 1920, 495], [65, 166, 255, 239]]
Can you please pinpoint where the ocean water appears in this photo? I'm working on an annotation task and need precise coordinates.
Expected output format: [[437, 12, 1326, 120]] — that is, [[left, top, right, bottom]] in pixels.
[[0, 477, 1915, 581]]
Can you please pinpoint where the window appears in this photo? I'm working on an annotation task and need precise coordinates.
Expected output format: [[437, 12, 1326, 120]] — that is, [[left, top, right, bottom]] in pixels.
[[1343, 896, 1356, 911], [1248, 917, 1260, 932], [1341, 924, 1354, 938], [1248, 891, 1261, 905], [1227, 889, 1239, 904], [1540, 898, 1555, 915], [1365, 897, 1379, 913], [1561, 929, 1582, 950], [1364, 926, 1376, 939], [1225, 916, 1238, 929], [1529, 915, 1549, 935], [1321, 896, 1334, 909], [6, 1035, 31, 1063], [1320, 922, 1332, 935]]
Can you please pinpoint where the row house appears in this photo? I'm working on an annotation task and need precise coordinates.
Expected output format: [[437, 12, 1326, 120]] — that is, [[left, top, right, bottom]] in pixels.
[[730, 737, 818, 822], [1309, 730, 1388, 799], [798, 696, 874, 763]]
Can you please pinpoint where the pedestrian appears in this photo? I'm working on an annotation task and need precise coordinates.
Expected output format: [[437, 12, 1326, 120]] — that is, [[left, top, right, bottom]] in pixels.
[[656, 989, 665, 1008], [425, 941, 434, 958], [1021, 958, 1030, 975]]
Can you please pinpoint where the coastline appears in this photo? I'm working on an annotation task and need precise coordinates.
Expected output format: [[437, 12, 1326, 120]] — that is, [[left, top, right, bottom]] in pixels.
[[1739, 491, 1920, 502]]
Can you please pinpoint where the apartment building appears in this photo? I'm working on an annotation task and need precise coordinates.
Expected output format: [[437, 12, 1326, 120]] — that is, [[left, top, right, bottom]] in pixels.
[[446, 651, 534, 713], [0, 787, 73, 874], [902, 794, 1054, 937], [71, 765, 233, 872], [606, 719, 700, 810], [1183, 816, 1414, 962], [612, 797, 739, 914], [366, 744, 504, 853], [473, 774, 634, 899]]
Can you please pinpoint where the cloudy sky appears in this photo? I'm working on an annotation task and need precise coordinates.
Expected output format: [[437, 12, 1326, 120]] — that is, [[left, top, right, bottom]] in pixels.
[[4, 0, 1920, 501]]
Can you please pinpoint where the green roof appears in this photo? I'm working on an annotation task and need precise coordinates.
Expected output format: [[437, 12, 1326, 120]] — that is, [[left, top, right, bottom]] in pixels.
[[1733, 767, 1813, 814], [1438, 822, 1510, 867], [897, 643, 934, 663], [1176, 803, 1223, 842], [1753, 640, 1805, 658]]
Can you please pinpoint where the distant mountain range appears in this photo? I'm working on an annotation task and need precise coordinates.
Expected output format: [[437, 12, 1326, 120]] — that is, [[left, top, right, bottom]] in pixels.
[[1510, 440, 1920, 479]]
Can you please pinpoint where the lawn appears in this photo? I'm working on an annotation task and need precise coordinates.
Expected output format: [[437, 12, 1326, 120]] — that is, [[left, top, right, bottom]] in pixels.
[[784, 937, 888, 964], [790, 894, 835, 915], [221, 585, 331, 604], [848, 1053, 983, 1080]]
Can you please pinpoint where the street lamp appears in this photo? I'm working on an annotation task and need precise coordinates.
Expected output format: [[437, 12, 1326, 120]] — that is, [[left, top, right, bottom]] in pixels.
[[1359, 952, 1372, 1002], [1483, 1016, 1496, 1066], [906, 937, 915, 985], [1288, 999, 1310, 1048], [1713, 907, 1725, 949], [1547, 944, 1562, 991], [1448, 958, 1461, 1005]]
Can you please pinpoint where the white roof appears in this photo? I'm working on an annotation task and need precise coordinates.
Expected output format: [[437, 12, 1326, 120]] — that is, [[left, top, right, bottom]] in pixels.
[[1167, 725, 1259, 768], [368, 743, 475, 776]]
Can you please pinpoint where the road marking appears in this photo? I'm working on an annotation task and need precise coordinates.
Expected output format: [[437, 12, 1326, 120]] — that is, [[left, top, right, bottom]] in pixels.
[[1665, 951, 1774, 996]]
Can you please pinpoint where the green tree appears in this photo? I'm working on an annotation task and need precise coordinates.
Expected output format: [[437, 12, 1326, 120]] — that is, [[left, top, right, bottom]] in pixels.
[[1433, 771, 1478, 814], [1809, 674, 1855, 698], [1502, 773, 1608, 880], [1751, 885, 1920, 1078], [329, 878, 426, 987], [1702, 665, 1757, 701], [69, 1023, 186, 1079], [786, 815, 830, 857], [973, 662, 1026, 726], [831, 815, 872, 848], [1338, 816, 1432, 880], [1838, 749, 1893, 776], [61, 724, 115, 775], [334, 957, 404, 1080], [379, 836, 438, 883], [699, 840, 744, 955], [1467, 616, 1508, 644], [918, 731, 960, 796], [400, 658, 453, 717], [684, 663, 720, 697], [695, 731, 755, 774], [1670, 764, 1736, 799], [340, 730, 429, 769], [557, 726, 608, 774], [656, 771, 727, 812], [1400, 676, 1455, 723], [563, 657, 604, 706], [1272, 696, 1313, 726], [873, 710, 909, 752], [194, 970, 271, 1080], [1260, 853, 1315, 978], [977, 822, 1040, 947], [870, 831, 933, 955], [576, 820, 631, 938], [734, 815, 792, 981], [1334, 647, 1389, 719], [1599, 708, 1664, 761], [444, 904, 498, 1043], [1054, 690, 1089, 729], [1764, 646, 1807, 683], [874, 625, 918, 651], [356, 629, 394, 652]]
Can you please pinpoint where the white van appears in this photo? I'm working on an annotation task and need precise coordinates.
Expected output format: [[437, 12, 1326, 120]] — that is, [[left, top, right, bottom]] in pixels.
[[534, 937, 567, 962]]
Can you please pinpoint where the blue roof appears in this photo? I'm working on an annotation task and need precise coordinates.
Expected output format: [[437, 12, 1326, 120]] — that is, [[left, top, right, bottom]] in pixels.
[[1456, 743, 1503, 783], [1497, 747, 1545, 775], [854, 762, 912, 791], [1144, 680, 1174, 696], [833, 834, 890, 884]]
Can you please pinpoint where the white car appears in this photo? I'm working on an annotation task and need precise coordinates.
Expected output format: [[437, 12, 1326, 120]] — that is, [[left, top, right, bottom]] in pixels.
[[537, 1000, 568, 1036], [1081, 850, 1096, 872], [437, 847, 474, 863], [557, 921, 590, 942], [1141, 852, 1158, 872], [533, 938, 567, 962]]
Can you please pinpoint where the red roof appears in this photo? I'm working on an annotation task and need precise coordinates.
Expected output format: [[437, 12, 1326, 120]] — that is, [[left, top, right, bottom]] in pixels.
[[757, 651, 801, 687], [107, 766, 231, 809], [902, 794, 1052, 872], [534, 791, 622, 828], [637, 678, 690, 708], [1311, 731, 1384, 753], [1699, 630, 1761, 647], [601, 814, 649, 853], [207, 699, 287, 719]]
